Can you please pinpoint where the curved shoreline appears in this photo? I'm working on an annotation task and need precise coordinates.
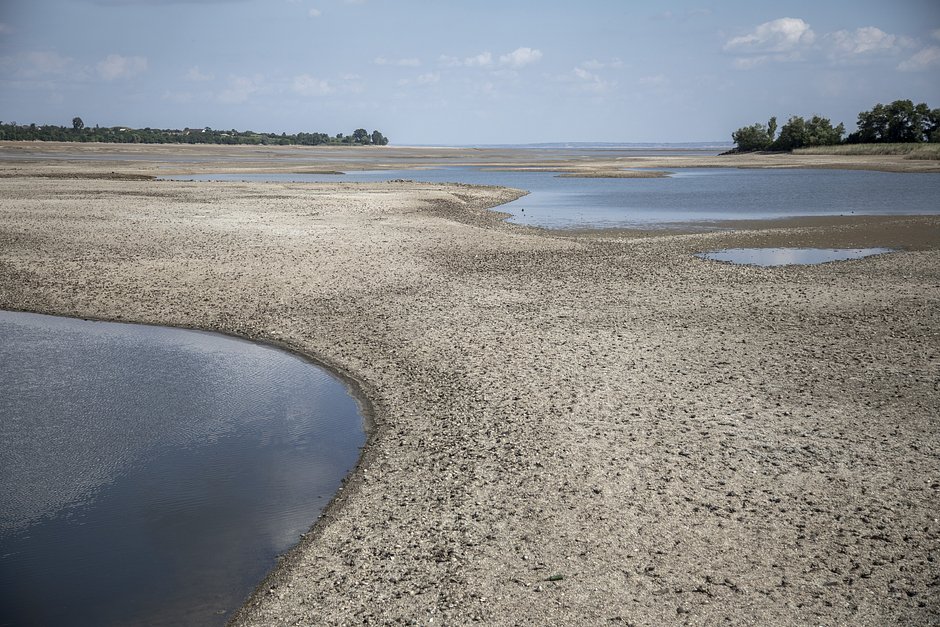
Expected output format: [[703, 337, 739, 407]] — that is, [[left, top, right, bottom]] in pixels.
[[0, 308, 372, 624], [1, 149, 938, 625], [1, 305, 381, 624]]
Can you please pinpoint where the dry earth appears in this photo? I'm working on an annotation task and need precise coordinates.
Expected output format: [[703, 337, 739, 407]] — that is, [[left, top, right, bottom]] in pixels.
[[0, 146, 938, 626]]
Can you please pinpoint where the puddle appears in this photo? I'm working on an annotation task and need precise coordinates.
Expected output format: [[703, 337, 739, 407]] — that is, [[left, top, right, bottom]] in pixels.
[[696, 247, 895, 267]]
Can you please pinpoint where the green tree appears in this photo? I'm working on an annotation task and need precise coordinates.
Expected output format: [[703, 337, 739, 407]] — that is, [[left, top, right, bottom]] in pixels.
[[771, 116, 806, 150], [927, 108, 940, 143], [731, 122, 772, 152], [72, 116, 84, 131], [771, 115, 844, 150], [371, 130, 388, 145], [352, 128, 370, 144], [805, 115, 844, 146], [849, 100, 935, 143], [884, 100, 922, 142], [767, 116, 777, 143], [850, 103, 888, 143]]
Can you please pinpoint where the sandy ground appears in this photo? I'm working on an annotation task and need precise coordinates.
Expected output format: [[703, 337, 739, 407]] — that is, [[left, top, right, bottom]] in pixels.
[[0, 146, 938, 626]]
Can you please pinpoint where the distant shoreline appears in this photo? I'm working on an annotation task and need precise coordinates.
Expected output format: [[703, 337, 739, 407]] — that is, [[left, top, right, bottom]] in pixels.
[[398, 141, 734, 149], [2, 140, 938, 175]]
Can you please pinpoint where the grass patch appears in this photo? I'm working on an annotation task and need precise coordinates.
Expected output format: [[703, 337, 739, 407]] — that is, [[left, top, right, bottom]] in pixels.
[[794, 143, 940, 160]]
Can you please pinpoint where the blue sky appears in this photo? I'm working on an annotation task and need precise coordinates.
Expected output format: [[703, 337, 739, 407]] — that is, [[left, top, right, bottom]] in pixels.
[[1, 0, 938, 144]]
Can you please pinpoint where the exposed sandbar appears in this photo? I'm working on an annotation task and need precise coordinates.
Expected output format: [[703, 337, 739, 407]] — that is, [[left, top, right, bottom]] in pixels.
[[0, 146, 937, 626]]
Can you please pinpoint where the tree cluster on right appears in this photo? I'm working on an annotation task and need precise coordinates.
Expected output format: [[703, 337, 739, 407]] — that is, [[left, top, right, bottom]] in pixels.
[[731, 100, 940, 152]]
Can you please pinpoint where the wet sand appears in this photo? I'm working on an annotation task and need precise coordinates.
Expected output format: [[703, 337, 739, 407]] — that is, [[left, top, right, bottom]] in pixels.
[[0, 145, 937, 626]]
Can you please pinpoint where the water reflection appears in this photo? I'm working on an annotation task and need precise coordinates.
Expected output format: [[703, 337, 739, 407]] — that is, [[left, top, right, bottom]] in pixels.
[[0, 311, 365, 626], [696, 247, 895, 266]]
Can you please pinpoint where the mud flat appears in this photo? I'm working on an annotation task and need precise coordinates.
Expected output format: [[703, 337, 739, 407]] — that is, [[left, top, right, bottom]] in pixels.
[[0, 147, 938, 625]]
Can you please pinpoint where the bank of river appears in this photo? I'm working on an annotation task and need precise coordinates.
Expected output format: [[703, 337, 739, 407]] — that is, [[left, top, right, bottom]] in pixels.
[[0, 311, 365, 626]]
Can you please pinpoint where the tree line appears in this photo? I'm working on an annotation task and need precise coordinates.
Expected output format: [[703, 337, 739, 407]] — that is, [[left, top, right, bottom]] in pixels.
[[731, 99, 940, 152], [0, 118, 389, 146]]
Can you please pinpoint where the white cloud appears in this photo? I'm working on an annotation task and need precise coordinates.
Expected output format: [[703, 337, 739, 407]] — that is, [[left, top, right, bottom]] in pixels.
[[373, 56, 420, 67], [466, 51, 493, 67], [292, 73, 333, 96], [184, 66, 213, 81], [728, 18, 926, 70], [548, 59, 619, 93], [732, 56, 769, 70], [573, 67, 593, 80], [898, 46, 940, 71], [97, 54, 148, 80], [219, 75, 262, 103], [307, 8, 321, 18], [398, 72, 439, 87], [439, 48, 542, 69], [571, 66, 614, 93], [725, 17, 815, 53], [828, 27, 897, 57], [581, 58, 623, 70], [499, 47, 542, 68]]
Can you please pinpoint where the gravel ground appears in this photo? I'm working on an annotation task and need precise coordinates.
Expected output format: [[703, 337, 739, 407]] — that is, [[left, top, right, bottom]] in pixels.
[[0, 152, 937, 626]]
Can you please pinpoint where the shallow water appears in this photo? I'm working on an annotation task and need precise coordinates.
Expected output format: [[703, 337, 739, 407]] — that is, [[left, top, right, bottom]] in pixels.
[[0, 311, 365, 626], [695, 247, 895, 266], [170, 167, 940, 229]]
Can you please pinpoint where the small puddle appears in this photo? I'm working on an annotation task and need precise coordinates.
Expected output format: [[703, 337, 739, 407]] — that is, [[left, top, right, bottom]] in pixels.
[[696, 247, 895, 267]]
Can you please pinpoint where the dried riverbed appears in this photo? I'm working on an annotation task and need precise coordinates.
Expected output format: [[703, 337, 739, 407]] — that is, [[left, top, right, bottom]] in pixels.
[[0, 148, 938, 626]]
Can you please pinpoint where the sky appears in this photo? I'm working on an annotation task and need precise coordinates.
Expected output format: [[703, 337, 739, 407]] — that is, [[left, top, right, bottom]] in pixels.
[[1, 0, 939, 145]]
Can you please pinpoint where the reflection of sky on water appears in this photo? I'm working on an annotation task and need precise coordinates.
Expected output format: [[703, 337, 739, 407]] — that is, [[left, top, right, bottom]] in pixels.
[[696, 247, 895, 267], [0, 311, 365, 626], [168, 167, 940, 229]]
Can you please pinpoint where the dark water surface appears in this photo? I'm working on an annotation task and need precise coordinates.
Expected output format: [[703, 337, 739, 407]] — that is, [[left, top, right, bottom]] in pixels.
[[696, 247, 895, 266], [0, 311, 365, 626], [170, 167, 940, 229]]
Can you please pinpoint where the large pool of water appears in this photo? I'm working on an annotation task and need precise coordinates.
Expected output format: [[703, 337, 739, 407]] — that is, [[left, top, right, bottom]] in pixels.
[[170, 167, 940, 229], [0, 311, 366, 626]]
